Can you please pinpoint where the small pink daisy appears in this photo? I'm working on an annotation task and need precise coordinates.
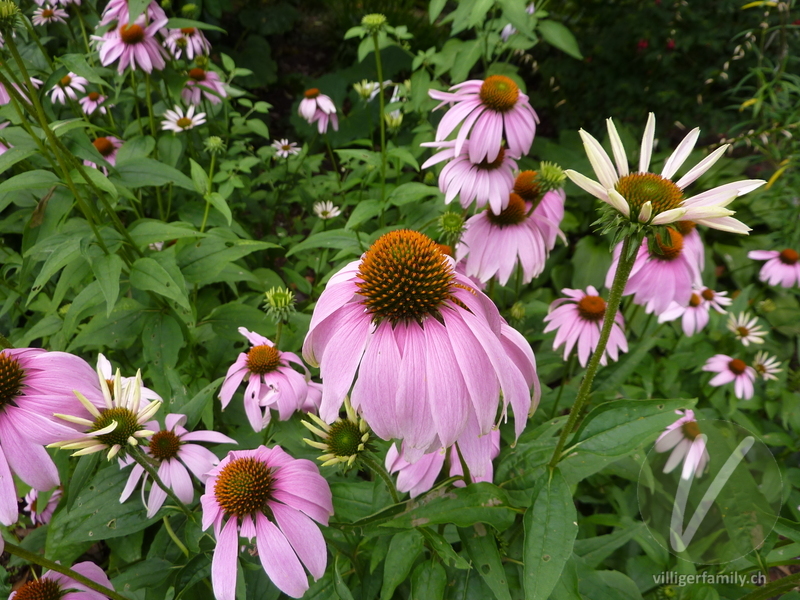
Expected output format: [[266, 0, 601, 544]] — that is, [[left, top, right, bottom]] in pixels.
[[98, 15, 168, 74], [9, 561, 114, 600], [748, 248, 800, 288], [79, 91, 108, 115], [32, 5, 68, 26], [0, 77, 41, 106], [543, 286, 628, 367], [607, 228, 702, 316], [181, 68, 227, 105], [658, 286, 731, 336], [303, 230, 539, 468], [703, 354, 756, 400], [298, 88, 338, 134], [219, 327, 312, 432], [386, 417, 500, 497], [456, 188, 565, 285], [421, 140, 517, 212], [99, 0, 167, 27], [429, 75, 538, 163], [0, 348, 105, 525], [272, 138, 300, 158], [47, 72, 88, 105], [23, 488, 62, 525], [655, 410, 709, 480], [164, 26, 211, 59], [120, 413, 235, 517], [201, 446, 333, 600], [84, 136, 123, 174]]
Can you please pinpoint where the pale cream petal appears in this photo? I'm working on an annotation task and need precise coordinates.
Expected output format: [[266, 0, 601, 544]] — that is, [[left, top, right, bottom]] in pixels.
[[606, 118, 629, 177], [580, 129, 618, 189], [639, 112, 656, 173]]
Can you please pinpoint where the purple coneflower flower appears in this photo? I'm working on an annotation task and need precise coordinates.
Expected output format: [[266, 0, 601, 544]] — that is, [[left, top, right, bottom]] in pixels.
[[98, 15, 168, 74], [658, 286, 731, 336], [24, 487, 62, 525], [164, 26, 210, 59], [421, 140, 517, 213], [32, 5, 68, 26], [79, 91, 108, 115], [47, 72, 88, 105], [456, 183, 565, 285], [201, 446, 333, 599], [181, 68, 226, 105], [99, 0, 166, 27], [84, 136, 123, 174], [298, 88, 338, 134], [565, 113, 765, 233], [429, 75, 538, 163], [0, 77, 41, 106], [161, 104, 206, 132], [748, 248, 800, 288], [703, 354, 756, 400], [607, 228, 702, 316], [655, 409, 709, 480], [543, 286, 628, 367], [9, 561, 114, 600], [120, 413, 235, 517], [219, 327, 312, 432], [302, 229, 539, 468]]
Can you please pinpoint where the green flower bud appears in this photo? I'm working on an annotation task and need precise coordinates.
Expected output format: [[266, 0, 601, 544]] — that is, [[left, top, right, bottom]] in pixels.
[[510, 301, 526, 322], [203, 135, 226, 155], [264, 286, 296, 323], [0, 1, 20, 32], [361, 13, 387, 35], [535, 161, 567, 193], [384, 110, 403, 132], [180, 3, 197, 15], [438, 211, 465, 248]]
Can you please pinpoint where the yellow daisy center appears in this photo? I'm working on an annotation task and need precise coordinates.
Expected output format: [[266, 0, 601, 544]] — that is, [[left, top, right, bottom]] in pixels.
[[176, 117, 193, 128], [90, 406, 143, 448]]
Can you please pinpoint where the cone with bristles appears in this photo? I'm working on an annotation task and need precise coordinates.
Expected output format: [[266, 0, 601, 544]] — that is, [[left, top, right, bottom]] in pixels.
[[302, 398, 372, 467]]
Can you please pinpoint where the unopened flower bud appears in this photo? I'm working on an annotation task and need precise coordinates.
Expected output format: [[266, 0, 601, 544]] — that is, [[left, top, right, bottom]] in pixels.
[[384, 110, 403, 132], [264, 287, 296, 323], [535, 161, 566, 193], [0, 1, 20, 31], [180, 3, 197, 16], [160, 0, 171, 9], [510, 302, 526, 322], [361, 13, 387, 35], [204, 135, 226, 155], [438, 211, 465, 247]]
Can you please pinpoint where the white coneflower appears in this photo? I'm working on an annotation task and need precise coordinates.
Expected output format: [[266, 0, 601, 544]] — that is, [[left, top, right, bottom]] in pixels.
[[32, 5, 68, 25], [313, 200, 341, 220], [271, 138, 300, 158], [47, 73, 88, 104], [50, 370, 161, 460], [752, 351, 781, 381], [727, 312, 767, 346], [161, 104, 206, 132]]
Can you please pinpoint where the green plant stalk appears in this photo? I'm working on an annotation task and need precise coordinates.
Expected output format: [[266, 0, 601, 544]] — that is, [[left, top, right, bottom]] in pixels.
[[360, 452, 400, 504], [454, 442, 472, 485], [74, 8, 95, 62], [199, 155, 217, 233], [547, 234, 637, 469], [163, 515, 190, 557], [550, 353, 576, 419], [130, 71, 144, 136], [4, 542, 132, 600], [372, 31, 387, 203], [129, 446, 194, 519]]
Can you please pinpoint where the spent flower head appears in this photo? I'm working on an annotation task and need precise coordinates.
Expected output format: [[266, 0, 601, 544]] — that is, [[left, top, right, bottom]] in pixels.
[[263, 286, 296, 323], [302, 397, 372, 467]]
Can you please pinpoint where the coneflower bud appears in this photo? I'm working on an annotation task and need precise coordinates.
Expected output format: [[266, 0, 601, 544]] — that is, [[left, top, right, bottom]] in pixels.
[[203, 135, 226, 155], [180, 2, 197, 16], [438, 211, 465, 248], [263, 287, 295, 323], [0, 1, 20, 31], [536, 161, 567, 193], [361, 13, 387, 35]]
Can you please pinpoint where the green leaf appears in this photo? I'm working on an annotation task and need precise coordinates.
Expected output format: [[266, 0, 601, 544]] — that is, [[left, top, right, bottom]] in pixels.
[[429, 0, 447, 22], [27, 237, 82, 305], [538, 20, 583, 59], [176, 233, 279, 284], [130, 257, 191, 310], [411, 561, 446, 599], [113, 157, 195, 190], [498, 0, 536, 39], [382, 483, 516, 532], [247, 118, 270, 139], [346, 200, 381, 230], [286, 229, 360, 257], [58, 54, 106, 86], [450, 39, 482, 83], [381, 530, 424, 600], [189, 158, 209, 195], [73, 165, 117, 198], [0, 170, 60, 195], [206, 192, 233, 225], [459, 526, 513, 600], [112, 558, 174, 593], [180, 377, 225, 429], [419, 528, 470, 569], [333, 555, 355, 600], [141, 312, 183, 370], [166, 17, 227, 33], [68, 297, 147, 351], [571, 236, 612, 290], [574, 524, 646, 568], [90, 253, 124, 316], [116, 136, 156, 163], [47, 466, 162, 560], [126, 0, 148, 22], [65, 453, 100, 510], [203, 302, 272, 341], [523, 469, 578, 600], [388, 182, 442, 206], [128, 219, 203, 247], [0, 147, 36, 176]]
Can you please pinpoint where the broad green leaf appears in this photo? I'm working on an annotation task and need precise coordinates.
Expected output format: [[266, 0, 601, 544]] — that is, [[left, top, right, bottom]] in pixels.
[[190, 158, 209, 195], [429, 0, 447, 22], [14, 314, 62, 347], [381, 530, 424, 600], [388, 182, 442, 206], [206, 192, 232, 225], [113, 157, 195, 190], [203, 302, 273, 341], [419, 528, 470, 569], [27, 237, 82, 305], [286, 229, 360, 257], [450, 39, 482, 83], [58, 54, 107, 86], [116, 136, 156, 163], [523, 469, 578, 600], [0, 147, 36, 176], [141, 312, 183, 370], [166, 17, 227, 33], [498, 0, 536, 39], [66, 453, 99, 510], [47, 465, 162, 560], [459, 526, 513, 600], [112, 558, 174, 593], [410, 561, 446, 600], [382, 483, 516, 532], [130, 257, 191, 310], [126, 0, 148, 23], [180, 377, 225, 429], [68, 297, 148, 351], [90, 253, 123, 316], [247, 118, 270, 139], [538, 20, 583, 59], [346, 200, 381, 229], [177, 234, 279, 283], [0, 170, 61, 195], [571, 236, 612, 290], [128, 219, 203, 247], [574, 524, 645, 568], [333, 555, 355, 600], [73, 165, 118, 199]]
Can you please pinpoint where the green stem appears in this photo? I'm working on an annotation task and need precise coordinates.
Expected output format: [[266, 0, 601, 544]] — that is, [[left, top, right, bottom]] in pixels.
[[274, 320, 283, 348], [129, 446, 194, 518], [163, 516, 190, 557], [361, 452, 400, 504], [550, 353, 576, 419], [199, 154, 217, 233], [75, 8, 94, 63], [547, 235, 639, 469], [324, 136, 341, 189], [4, 542, 132, 600], [454, 442, 472, 485], [130, 71, 144, 136], [372, 31, 387, 203]]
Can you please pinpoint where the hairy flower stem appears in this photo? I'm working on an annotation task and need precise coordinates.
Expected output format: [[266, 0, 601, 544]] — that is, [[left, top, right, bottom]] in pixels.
[[372, 31, 387, 204], [360, 452, 400, 504], [547, 235, 638, 470], [129, 446, 195, 519], [4, 542, 132, 600]]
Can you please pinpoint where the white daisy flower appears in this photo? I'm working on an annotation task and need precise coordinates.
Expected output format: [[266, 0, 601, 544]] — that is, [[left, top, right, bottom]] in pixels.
[[655, 409, 709, 480], [271, 138, 300, 158], [727, 312, 767, 346], [752, 351, 781, 381], [161, 104, 206, 132], [565, 113, 765, 234], [313, 200, 341, 220]]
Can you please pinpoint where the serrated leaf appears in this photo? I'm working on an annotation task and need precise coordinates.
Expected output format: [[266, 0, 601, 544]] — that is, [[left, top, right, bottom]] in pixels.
[[523, 469, 578, 600], [130, 257, 191, 310], [91, 253, 123, 316]]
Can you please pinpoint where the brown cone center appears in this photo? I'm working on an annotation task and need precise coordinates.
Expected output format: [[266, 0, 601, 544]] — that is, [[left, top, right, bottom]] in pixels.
[[214, 457, 274, 517], [120, 23, 145, 44], [304, 88, 320, 99], [11, 578, 62, 600], [729, 359, 747, 375], [576, 295, 606, 322], [486, 193, 528, 227], [689, 293, 702, 307], [93, 137, 115, 157], [149, 429, 181, 460], [779, 248, 799, 265], [615, 172, 684, 218], [246, 345, 281, 375], [0, 353, 25, 409], [188, 68, 206, 82], [681, 420, 701, 440], [653, 229, 684, 261]]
